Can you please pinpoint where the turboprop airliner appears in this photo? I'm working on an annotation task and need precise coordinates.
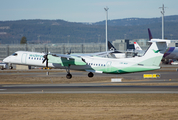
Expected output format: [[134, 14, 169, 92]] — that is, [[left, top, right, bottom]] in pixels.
[[3, 40, 168, 79]]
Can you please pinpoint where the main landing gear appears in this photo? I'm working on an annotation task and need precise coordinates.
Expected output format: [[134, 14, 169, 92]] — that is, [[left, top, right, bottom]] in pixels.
[[88, 72, 94, 78], [66, 73, 72, 79], [65, 65, 94, 79], [65, 65, 72, 79]]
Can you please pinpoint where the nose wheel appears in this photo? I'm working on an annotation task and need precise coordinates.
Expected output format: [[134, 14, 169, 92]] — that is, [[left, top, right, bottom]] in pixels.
[[9, 66, 13, 69]]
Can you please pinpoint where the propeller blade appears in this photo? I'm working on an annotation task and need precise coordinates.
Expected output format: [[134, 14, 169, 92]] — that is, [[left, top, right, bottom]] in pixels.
[[42, 54, 47, 63], [46, 59, 48, 68], [42, 54, 48, 68], [42, 58, 46, 63]]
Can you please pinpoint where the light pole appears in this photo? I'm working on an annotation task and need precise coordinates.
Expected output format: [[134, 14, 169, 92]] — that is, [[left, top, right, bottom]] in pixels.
[[170, 34, 173, 40], [67, 35, 70, 52], [104, 7, 109, 52], [159, 4, 166, 39]]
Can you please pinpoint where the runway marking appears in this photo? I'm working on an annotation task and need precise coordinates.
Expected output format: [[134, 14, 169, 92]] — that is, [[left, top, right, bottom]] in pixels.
[[1, 91, 178, 94], [100, 83, 178, 86], [0, 89, 6, 90]]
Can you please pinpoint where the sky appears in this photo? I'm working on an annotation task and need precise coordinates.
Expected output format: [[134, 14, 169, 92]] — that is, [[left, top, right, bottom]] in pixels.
[[0, 0, 178, 23]]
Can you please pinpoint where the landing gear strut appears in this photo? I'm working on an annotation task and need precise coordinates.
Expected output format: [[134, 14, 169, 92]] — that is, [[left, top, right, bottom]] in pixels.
[[65, 65, 72, 79], [9, 63, 13, 69], [88, 72, 94, 78]]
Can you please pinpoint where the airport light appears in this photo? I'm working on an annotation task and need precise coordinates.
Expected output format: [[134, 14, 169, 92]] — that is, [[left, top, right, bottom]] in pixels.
[[104, 7, 109, 52]]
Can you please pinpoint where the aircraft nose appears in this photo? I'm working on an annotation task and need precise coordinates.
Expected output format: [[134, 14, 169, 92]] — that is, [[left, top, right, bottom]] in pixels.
[[3, 57, 9, 63]]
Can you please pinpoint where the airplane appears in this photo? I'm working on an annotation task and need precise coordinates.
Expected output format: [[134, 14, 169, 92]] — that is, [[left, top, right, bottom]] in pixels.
[[132, 28, 178, 60], [148, 28, 178, 61], [108, 41, 139, 58], [108, 41, 126, 58], [134, 42, 142, 51], [3, 40, 167, 79], [41, 40, 167, 79]]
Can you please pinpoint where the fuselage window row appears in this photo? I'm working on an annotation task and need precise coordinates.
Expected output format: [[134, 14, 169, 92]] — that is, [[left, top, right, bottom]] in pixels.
[[29, 57, 44, 61], [88, 63, 105, 67], [28, 57, 105, 66]]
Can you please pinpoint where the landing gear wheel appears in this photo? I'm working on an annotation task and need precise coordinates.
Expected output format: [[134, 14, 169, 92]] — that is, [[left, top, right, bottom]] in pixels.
[[66, 73, 72, 79], [88, 72, 94, 78], [9, 66, 13, 69]]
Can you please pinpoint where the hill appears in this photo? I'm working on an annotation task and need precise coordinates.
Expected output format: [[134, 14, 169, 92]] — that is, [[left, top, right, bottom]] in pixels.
[[0, 15, 178, 44], [94, 15, 178, 26]]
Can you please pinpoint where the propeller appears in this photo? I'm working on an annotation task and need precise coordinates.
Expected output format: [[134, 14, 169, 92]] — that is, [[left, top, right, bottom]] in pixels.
[[42, 54, 48, 67], [42, 49, 49, 68]]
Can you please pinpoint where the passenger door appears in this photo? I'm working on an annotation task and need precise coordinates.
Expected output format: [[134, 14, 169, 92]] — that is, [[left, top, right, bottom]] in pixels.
[[21, 53, 27, 64]]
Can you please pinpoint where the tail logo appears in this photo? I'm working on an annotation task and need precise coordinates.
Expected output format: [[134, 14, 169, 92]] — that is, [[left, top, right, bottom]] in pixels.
[[152, 49, 160, 53]]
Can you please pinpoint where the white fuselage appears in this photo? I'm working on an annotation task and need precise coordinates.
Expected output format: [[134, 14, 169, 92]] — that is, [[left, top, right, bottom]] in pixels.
[[164, 47, 178, 59], [3, 51, 57, 68]]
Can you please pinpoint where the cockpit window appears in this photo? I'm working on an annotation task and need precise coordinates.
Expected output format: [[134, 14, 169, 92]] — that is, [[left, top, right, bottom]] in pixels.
[[12, 53, 18, 56]]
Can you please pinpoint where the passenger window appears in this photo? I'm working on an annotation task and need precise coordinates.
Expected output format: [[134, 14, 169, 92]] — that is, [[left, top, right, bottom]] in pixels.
[[31, 57, 33, 59], [29, 57, 30, 59]]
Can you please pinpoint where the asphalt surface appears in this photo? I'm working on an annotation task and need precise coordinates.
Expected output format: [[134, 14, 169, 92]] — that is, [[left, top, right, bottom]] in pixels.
[[1, 82, 178, 94], [0, 65, 178, 94]]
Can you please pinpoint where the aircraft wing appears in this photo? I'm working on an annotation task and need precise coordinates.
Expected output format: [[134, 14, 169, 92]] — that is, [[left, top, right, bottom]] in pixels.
[[50, 53, 74, 60], [69, 51, 114, 57], [47, 53, 86, 66], [90, 51, 114, 57], [47, 50, 114, 66]]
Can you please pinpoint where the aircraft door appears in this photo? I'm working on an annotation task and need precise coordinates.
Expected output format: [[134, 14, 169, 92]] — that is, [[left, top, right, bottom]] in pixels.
[[21, 53, 27, 63]]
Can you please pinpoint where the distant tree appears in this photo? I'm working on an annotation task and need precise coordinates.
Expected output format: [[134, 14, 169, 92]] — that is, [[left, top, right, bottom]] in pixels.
[[20, 36, 27, 44]]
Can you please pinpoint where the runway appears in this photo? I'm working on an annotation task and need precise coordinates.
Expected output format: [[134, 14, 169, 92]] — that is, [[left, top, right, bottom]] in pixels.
[[1, 65, 178, 94], [1, 80, 178, 94]]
